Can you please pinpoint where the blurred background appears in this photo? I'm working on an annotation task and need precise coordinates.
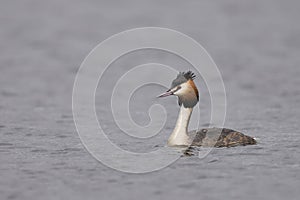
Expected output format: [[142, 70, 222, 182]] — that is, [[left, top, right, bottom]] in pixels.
[[1, 0, 300, 199]]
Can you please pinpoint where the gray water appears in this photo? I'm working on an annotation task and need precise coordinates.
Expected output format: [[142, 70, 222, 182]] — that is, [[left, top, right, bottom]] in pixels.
[[1, 0, 300, 199]]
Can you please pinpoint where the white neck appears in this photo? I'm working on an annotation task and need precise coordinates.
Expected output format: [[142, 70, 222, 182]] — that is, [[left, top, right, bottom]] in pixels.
[[167, 105, 193, 146]]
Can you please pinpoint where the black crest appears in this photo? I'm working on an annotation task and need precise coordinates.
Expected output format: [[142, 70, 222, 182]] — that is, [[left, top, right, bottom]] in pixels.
[[171, 71, 196, 88], [183, 71, 196, 80]]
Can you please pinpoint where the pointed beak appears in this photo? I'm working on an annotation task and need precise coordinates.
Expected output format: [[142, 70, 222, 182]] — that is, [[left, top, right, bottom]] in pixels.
[[157, 89, 173, 98]]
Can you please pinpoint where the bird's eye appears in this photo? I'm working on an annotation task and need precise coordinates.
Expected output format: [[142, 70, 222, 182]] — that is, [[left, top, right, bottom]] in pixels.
[[173, 86, 181, 93]]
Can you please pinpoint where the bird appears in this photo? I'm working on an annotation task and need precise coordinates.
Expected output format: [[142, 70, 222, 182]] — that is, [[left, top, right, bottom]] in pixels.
[[157, 71, 256, 147]]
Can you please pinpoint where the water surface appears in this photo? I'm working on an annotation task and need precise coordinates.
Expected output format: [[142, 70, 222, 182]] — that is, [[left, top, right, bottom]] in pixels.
[[1, 0, 300, 199]]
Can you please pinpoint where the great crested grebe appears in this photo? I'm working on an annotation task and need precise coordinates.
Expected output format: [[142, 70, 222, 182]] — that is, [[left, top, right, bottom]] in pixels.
[[158, 71, 256, 147]]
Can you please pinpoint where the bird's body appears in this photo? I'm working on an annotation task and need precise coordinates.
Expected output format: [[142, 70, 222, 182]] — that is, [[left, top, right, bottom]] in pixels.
[[189, 128, 256, 147], [158, 71, 256, 148], [166, 104, 256, 147]]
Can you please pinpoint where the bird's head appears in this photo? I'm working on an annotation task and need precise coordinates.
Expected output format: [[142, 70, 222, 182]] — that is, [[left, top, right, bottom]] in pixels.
[[157, 71, 199, 108]]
